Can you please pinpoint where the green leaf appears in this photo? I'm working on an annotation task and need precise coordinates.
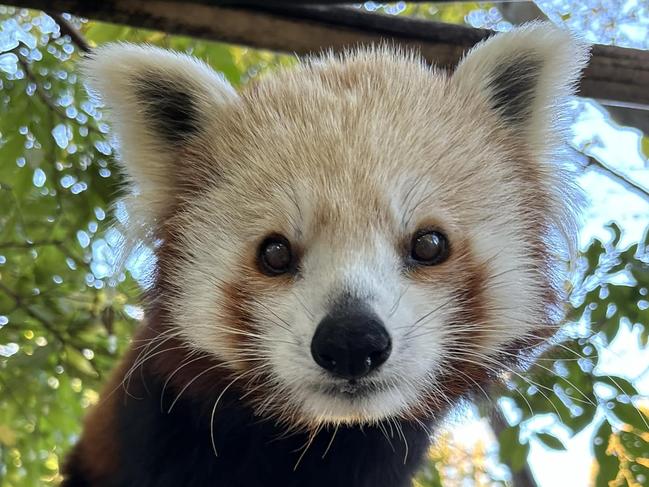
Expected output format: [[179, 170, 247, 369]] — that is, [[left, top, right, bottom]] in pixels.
[[593, 421, 619, 487], [498, 425, 519, 456], [611, 401, 649, 431], [618, 429, 649, 459], [584, 239, 605, 272], [641, 135, 649, 160], [597, 376, 639, 398], [498, 426, 530, 473], [510, 442, 531, 473], [568, 402, 598, 433], [64, 346, 98, 378], [536, 432, 566, 451]]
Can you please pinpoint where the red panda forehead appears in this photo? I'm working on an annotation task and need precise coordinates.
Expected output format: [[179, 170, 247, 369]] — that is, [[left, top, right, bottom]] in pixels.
[[241, 49, 443, 104], [233, 58, 450, 150], [219, 96, 520, 210]]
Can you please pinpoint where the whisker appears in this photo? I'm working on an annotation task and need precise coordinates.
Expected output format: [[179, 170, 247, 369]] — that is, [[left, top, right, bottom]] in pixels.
[[293, 424, 322, 470], [322, 424, 339, 459], [210, 365, 267, 457]]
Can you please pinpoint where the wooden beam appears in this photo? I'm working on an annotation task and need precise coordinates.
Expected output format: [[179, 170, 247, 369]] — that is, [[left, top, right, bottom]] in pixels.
[[7, 0, 649, 108]]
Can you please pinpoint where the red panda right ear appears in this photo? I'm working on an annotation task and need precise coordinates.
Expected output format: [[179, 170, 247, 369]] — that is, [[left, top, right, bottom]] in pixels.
[[81, 43, 239, 229], [451, 23, 589, 152]]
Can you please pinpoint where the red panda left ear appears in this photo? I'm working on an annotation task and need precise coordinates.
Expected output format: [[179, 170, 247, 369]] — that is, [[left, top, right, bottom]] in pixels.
[[81, 44, 239, 230], [451, 23, 590, 149]]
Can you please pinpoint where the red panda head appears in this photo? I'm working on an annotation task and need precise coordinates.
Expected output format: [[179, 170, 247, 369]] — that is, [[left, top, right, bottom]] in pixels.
[[83, 24, 589, 429]]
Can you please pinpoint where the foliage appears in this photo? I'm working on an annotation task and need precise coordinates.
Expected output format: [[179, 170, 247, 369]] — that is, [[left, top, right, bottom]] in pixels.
[[415, 430, 502, 486], [489, 223, 649, 487], [0, 9, 133, 485], [0, 4, 647, 487], [0, 7, 300, 484]]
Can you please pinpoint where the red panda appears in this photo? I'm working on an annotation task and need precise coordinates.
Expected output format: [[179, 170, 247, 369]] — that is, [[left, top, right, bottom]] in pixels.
[[63, 23, 589, 487]]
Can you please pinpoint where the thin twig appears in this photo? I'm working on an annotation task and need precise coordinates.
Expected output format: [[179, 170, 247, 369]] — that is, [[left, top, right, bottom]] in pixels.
[[489, 406, 539, 487], [17, 55, 101, 135], [584, 154, 649, 204], [0, 239, 64, 249], [0, 281, 67, 344], [0, 281, 102, 376], [47, 11, 92, 53], [18, 56, 63, 114]]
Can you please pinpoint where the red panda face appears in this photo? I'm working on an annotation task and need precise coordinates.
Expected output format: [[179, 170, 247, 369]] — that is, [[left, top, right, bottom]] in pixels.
[[83, 25, 589, 429]]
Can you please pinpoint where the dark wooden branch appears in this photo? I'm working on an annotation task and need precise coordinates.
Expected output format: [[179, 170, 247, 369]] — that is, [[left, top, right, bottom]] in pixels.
[[161, 0, 525, 4], [6, 0, 649, 108]]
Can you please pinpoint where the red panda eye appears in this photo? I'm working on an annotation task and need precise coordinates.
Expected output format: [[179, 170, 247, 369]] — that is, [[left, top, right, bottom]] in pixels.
[[410, 230, 449, 266], [258, 235, 293, 276]]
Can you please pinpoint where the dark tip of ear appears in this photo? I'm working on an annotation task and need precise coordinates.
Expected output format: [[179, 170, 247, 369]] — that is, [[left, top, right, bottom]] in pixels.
[[489, 52, 543, 124], [134, 75, 199, 144]]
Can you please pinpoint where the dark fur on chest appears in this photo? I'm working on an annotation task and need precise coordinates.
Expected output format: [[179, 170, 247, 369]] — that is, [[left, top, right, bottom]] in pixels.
[[64, 368, 430, 487]]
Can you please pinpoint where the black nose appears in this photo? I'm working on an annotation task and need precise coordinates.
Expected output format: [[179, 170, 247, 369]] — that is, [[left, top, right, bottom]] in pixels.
[[310, 310, 392, 380]]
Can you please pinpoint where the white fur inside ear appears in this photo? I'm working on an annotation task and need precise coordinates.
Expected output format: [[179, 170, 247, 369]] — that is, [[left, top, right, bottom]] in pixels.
[[81, 44, 239, 237], [452, 22, 590, 150]]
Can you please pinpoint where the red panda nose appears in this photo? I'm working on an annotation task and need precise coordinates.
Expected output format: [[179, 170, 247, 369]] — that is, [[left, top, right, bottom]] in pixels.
[[310, 310, 392, 380]]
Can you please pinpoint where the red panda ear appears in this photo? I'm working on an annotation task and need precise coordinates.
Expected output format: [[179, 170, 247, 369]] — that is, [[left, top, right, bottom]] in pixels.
[[451, 23, 590, 149], [81, 44, 238, 227]]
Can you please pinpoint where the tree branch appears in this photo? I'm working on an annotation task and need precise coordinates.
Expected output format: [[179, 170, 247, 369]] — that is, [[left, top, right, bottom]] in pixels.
[[7, 0, 649, 108], [0, 281, 68, 345], [17, 56, 64, 114], [0, 281, 101, 376], [0, 239, 64, 249], [584, 153, 649, 204], [490, 407, 539, 487], [17, 54, 101, 135], [46, 11, 91, 52]]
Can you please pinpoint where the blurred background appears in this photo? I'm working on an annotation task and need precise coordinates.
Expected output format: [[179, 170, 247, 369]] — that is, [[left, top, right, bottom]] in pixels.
[[0, 1, 647, 486]]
